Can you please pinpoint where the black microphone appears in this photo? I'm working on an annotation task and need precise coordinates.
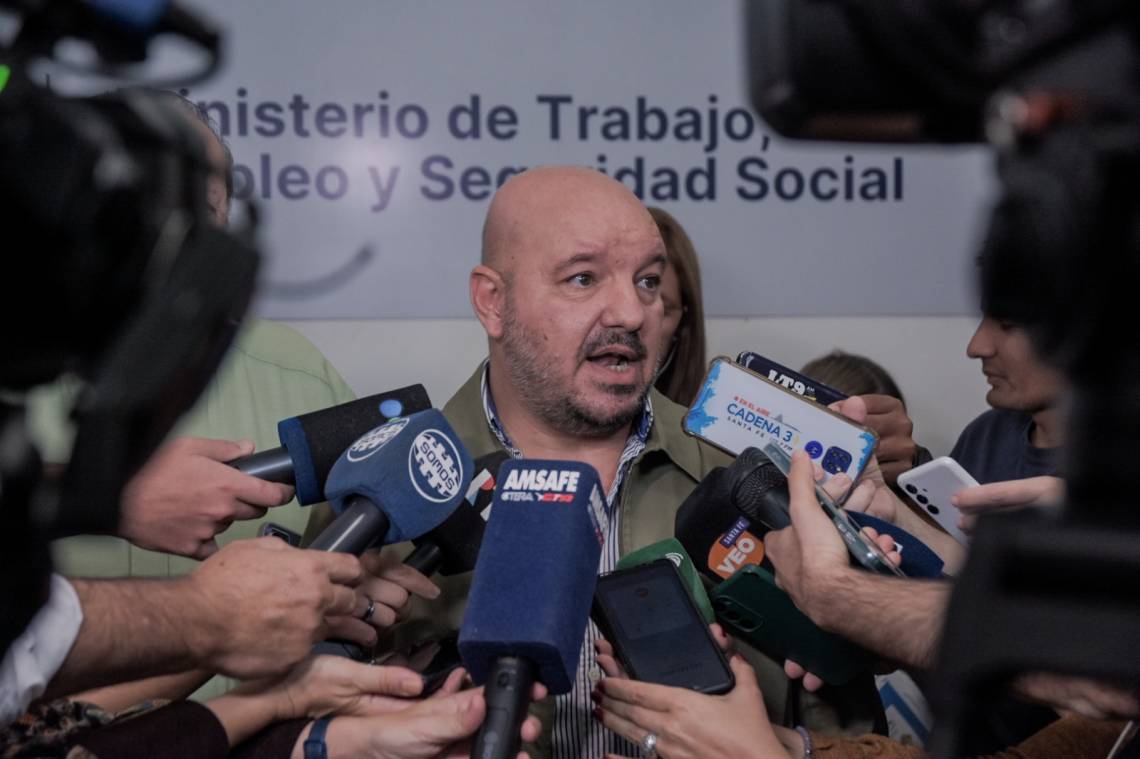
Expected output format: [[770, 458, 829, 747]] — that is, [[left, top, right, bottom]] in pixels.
[[674, 447, 789, 584], [403, 450, 510, 575], [728, 447, 792, 531], [229, 385, 431, 504]]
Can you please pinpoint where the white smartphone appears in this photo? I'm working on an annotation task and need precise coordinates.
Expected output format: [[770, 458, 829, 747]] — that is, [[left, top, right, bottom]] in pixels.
[[896, 457, 978, 545]]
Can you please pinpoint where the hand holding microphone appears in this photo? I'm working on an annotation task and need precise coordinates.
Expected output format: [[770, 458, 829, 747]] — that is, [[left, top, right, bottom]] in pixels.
[[119, 436, 295, 559], [182, 537, 362, 678], [323, 448, 511, 648], [308, 409, 472, 650], [459, 459, 607, 759]]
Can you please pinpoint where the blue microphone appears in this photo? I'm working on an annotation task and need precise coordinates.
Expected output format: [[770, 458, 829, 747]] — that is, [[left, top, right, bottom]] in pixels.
[[309, 409, 473, 554], [459, 459, 606, 759]]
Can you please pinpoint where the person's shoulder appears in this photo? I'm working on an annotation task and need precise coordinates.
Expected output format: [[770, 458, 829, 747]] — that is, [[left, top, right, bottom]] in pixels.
[[441, 363, 501, 459], [950, 407, 1032, 475], [209, 319, 355, 405], [956, 407, 1029, 441], [648, 389, 733, 481], [231, 319, 329, 368]]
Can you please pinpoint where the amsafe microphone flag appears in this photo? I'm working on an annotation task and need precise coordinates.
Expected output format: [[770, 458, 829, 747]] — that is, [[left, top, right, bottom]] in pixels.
[[230, 384, 432, 505], [459, 459, 605, 759], [310, 409, 473, 554], [403, 450, 511, 575]]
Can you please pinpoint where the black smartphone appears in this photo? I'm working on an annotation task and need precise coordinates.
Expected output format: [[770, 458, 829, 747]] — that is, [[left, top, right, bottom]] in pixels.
[[419, 634, 463, 698], [258, 522, 302, 547], [592, 559, 735, 694], [710, 565, 871, 686], [735, 351, 848, 407]]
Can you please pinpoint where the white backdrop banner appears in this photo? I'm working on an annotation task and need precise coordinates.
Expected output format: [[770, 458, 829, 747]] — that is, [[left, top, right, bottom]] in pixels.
[[149, 1, 993, 317]]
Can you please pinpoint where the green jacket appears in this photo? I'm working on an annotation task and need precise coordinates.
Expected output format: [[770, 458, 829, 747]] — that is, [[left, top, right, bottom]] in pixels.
[[308, 365, 883, 755], [43, 319, 356, 700]]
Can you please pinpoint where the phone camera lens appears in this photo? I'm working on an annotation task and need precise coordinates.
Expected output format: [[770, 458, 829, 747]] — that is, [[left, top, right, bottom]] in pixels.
[[928, 504, 940, 515], [905, 484, 918, 494], [916, 494, 929, 505]]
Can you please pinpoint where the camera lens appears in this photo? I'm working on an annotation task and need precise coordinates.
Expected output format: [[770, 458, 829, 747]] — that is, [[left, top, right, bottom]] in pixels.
[[905, 484, 918, 494], [916, 494, 929, 505], [928, 505, 940, 515]]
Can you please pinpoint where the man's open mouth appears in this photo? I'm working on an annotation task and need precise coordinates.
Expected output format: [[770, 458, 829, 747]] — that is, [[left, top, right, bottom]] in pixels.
[[587, 348, 639, 372]]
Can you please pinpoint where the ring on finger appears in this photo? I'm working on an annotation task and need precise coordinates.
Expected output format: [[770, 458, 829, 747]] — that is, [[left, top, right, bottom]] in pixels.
[[640, 731, 658, 759]]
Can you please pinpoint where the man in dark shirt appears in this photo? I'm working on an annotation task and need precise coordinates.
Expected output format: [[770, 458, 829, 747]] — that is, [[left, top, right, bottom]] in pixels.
[[947, 312, 1067, 752], [950, 314, 1066, 483]]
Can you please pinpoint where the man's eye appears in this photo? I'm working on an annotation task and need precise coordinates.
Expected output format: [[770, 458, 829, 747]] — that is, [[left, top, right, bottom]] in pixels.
[[569, 273, 593, 287], [638, 274, 661, 291]]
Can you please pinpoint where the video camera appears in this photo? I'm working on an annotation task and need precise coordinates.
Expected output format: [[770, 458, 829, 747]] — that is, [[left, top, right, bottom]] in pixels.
[[746, 2, 1140, 755], [0, 0, 258, 651]]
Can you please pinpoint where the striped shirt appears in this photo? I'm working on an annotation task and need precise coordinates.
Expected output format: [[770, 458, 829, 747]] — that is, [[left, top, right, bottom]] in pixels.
[[480, 362, 651, 759]]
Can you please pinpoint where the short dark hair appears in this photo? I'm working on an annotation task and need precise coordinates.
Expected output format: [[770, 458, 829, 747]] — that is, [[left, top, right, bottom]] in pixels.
[[161, 91, 234, 202]]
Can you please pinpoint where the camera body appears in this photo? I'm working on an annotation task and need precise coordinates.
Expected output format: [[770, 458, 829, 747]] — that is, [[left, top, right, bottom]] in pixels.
[[0, 1, 257, 651], [746, 2, 1140, 754]]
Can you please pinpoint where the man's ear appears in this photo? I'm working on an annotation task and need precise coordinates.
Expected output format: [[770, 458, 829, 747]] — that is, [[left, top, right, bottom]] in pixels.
[[470, 265, 507, 339]]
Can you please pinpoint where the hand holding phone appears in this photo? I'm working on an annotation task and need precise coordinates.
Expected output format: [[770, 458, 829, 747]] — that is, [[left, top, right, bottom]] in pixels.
[[897, 457, 978, 545], [684, 356, 878, 482], [592, 560, 734, 694], [762, 442, 905, 577]]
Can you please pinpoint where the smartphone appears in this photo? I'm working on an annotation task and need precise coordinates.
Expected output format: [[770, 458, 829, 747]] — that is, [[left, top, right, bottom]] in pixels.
[[762, 441, 906, 577], [419, 633, 464, 698], [735, 351, 848, 407], [897, 457, 978, 545], [683, 356, 878, 481], [592, 560, 735, 694], [710, 565, 870, 686], [258, 522, 302, 546], [616, 539, 716, 624]]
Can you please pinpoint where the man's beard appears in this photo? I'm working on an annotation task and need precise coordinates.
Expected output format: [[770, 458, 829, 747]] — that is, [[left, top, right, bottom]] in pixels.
[[500, 301, 654, 438]]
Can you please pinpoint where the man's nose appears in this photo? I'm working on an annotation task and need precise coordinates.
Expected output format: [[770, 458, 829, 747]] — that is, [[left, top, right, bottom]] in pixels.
[[600, 279, 648, 333]]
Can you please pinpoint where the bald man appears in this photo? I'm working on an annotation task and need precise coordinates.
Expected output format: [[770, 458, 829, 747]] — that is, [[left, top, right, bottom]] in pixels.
[[308, 166, 882, 757]]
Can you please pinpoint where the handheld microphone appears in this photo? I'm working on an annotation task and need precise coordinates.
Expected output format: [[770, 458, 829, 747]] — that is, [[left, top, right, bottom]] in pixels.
[[729, 447, 793, 531], [675, 447, 786, 583], [230, 385, 431, 505], [403, 450, 511, 575], [308, 409, 473, 555], [459, 459, 606, 759]]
